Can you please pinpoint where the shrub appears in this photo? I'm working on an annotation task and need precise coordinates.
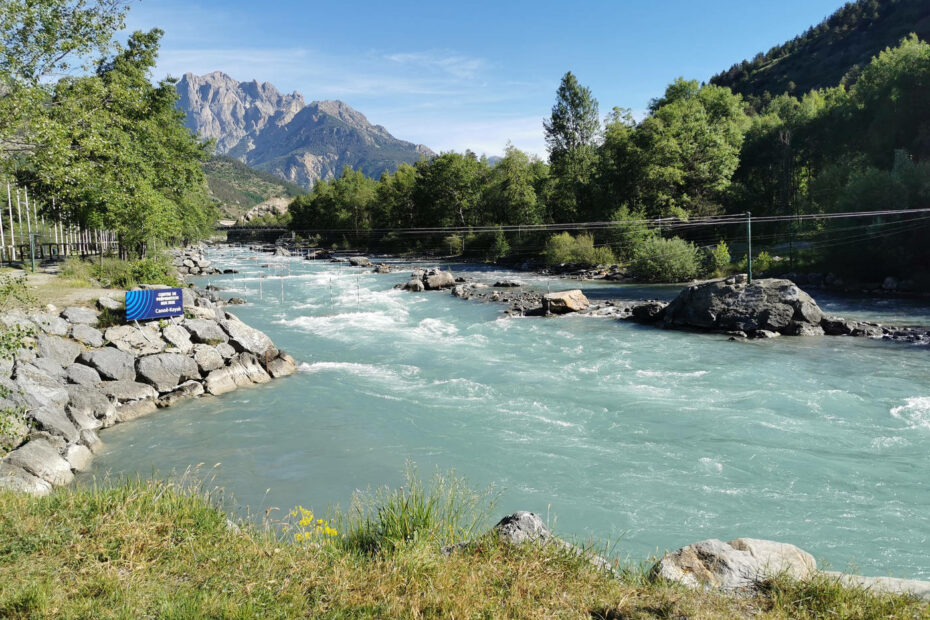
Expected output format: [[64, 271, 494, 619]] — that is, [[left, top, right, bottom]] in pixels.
[[704, 240, 731, 277], [543, 233, 616, 267], [0, 274, 34, 310], [630, 236, 700, 283], [736, 250, 775, 275], [443, 235, 464, 256], [486, 228, 510, 262]]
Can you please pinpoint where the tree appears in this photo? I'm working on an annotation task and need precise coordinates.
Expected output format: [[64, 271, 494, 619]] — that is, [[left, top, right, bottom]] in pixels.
[[482, 144, 541, 225], [22, 29, 215, 255], [633, 79, 748, 218], [1, 0, 129, 153], [544, 71, 600, 222], [413, 151, 485, 228]]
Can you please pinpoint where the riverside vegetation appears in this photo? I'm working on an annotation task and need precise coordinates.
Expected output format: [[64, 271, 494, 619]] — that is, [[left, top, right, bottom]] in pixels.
[[0, 469, 926, 619]]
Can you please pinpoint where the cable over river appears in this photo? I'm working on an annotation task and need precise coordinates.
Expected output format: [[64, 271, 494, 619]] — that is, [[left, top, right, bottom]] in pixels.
[[87, 247, 930, 578]]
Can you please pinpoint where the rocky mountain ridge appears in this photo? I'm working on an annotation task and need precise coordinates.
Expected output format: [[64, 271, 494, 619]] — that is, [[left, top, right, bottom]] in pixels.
[[177, 72, 434, 187]]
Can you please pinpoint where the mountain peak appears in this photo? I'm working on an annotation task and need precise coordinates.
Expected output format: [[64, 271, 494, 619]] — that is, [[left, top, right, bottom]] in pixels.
[[177, 73, 434, 187]]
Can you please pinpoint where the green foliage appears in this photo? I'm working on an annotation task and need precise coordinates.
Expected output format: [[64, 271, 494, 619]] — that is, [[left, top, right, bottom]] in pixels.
[[0, 274, 35, 310], [711, 0, 930, 101], [630, 236, 701, 283], [62, 256, 177, 289], [336, 464, 496, 554], [607, 206, 655, 261], [544, 72, 600, 222], [707, 240, 732, 276], [487, 228, 510, 262], [203, 156, 307, 219], [20, 29, 216, 254], [544, 232, 616, 267]]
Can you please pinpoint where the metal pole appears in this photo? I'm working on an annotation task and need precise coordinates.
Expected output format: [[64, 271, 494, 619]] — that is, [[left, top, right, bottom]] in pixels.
[[29, 233, 36, 273], [8, 185, 15, 261], [0, 184, 6, 263], [17, 190, 23, 242], [24, 188, 31, 239], [746, 211, 753, 284]]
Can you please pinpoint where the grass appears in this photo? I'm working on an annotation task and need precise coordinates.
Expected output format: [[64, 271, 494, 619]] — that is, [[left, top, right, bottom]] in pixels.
[[61, 255, 179, 289], [0, 471, 924, 619]]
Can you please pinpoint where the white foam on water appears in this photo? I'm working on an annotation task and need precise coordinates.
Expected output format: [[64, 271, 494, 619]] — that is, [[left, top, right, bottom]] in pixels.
[[297, 361, 420, 384], [428, 377, 495, 401], [699, 457, 723, 473], [279, 311, 404, 341], [890, 397, 930, 430], [870, 436, 908, 449], [636, 369, 709, 379]]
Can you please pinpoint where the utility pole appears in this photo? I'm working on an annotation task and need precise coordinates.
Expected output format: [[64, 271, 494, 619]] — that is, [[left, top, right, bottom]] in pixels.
[[746, 211, 753, 284]]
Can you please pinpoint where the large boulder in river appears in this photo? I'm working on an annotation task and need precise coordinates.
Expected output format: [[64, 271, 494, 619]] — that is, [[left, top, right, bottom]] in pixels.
[[542, 290, 589, 315], [348, 256, 372, 267], [662, 277, 824, 336], [424, 269, 456, 290], [654, 538, 816, 591]]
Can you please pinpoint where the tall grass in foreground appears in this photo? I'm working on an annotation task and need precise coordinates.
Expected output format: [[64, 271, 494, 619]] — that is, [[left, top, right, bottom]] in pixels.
[[324, 463, 499, 554], [0, 470, 924, 618]]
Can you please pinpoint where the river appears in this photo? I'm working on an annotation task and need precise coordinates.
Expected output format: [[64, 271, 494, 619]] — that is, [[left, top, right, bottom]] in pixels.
[[87, 247, 930, 578]]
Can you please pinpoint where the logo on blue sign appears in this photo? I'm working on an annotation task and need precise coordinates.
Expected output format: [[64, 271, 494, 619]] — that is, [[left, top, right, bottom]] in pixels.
[[125, 288, 184, 322]]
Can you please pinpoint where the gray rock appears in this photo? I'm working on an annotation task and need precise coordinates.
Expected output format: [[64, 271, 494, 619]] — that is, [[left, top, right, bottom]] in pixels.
[[204, 362, 252, 395], [65, 444, 94, 472], [543, 290, 590, 314], [65, 363, 101, 387], [29, 312, 70, 336], [79, 348, 136, 382], [0, 462, 52, 495], [181, 287, 196, 308], [183, 318, 228, 344], [823, 571, 930, 601], [403, 278, 425, 292], [494, 511, 552, 544], [97, 295, 123, 311], [33, 407, 80, 443], [654, 538, 816, 591], [0, 309, 34, 331], [219, 316, 277, 360], [156, 380, 204, 408], [237, 352, 272, 384], [136, 353, 199, 393], [36, 333, 82, 367], [65, 384, 111, 429], [215, 342, 236, 360], [115, 398, 157, 423], [266, 351, 297, 378], [13, 363, 70, 411], [61, 306, 99, 325], [493, 280, 522, 288], [783, 321, 826, 336], [161, 323, 193, 354], [79, 429, 102, 453], [70, 324, 104, 348], [104, 324, 166, 356], [882, 276, 899, 291], [100, 380, 158, 402], [630, 301, 668, 323], [663, 278, 825, 336], [424, 269, 455, 290], [348, 256, 371, 267], [192, 344, 224, 374], [32, 356, 67, 380], [5, 438, 74, 486]]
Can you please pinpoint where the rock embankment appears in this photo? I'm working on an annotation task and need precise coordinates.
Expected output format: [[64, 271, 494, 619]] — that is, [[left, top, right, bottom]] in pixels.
[[172, 247, 223, 277], [0, 287, 296, 496]]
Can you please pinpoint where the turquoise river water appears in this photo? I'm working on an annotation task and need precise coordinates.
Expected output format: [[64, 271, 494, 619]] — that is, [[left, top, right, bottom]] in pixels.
[[87, 248, 930, 578]]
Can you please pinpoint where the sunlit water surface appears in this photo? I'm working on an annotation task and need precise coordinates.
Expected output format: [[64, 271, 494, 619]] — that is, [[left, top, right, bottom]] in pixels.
[[87, 248, 930, 577]]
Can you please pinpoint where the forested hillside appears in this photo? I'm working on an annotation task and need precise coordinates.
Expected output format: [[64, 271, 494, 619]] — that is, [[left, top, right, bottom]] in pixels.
[[203, 156, 306, 220], [712, 0, 930, 101]]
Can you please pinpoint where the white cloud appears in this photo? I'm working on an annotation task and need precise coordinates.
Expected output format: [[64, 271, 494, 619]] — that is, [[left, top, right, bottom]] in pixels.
[[384, 51, 486, 79]]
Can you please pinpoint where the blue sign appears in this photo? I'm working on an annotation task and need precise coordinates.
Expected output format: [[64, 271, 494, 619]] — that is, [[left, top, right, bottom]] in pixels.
[[125, 288, 184, 322]]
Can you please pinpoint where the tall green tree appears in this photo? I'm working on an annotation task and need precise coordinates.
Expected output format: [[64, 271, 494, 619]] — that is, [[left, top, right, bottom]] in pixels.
[[23, 29, 215, 255], [482, 144, 542, 225], [544, 71, 600, 222], [0, 0, 128, 154], [413, 151, 485, 228]]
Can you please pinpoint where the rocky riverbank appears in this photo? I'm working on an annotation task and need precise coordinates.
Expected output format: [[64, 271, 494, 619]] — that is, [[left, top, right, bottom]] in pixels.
[[382, 264, 930, 345], [0, 280, 296, 495]]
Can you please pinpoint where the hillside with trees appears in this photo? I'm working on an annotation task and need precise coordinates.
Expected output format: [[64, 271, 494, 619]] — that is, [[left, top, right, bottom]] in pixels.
[[203, 156, 306, 220], [711, 0, 930, 102]]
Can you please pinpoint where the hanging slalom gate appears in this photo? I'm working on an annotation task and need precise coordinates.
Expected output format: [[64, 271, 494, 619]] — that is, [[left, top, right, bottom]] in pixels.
[[0, 181, 119, 267]]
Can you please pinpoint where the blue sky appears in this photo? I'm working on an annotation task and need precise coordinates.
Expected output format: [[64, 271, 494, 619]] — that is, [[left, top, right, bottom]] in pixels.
[[125, 0, 847, 158]]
